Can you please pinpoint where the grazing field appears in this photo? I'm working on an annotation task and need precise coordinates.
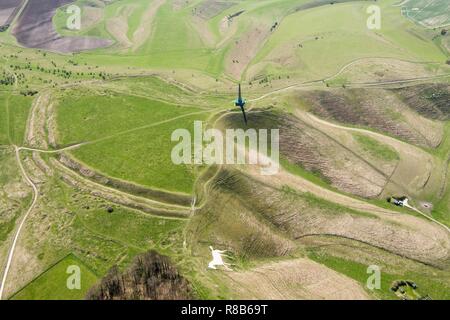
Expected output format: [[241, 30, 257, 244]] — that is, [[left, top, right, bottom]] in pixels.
[[11, 254, 98, 300], [305, 236, 450, 300], [56, 89, 210, 193], [0, 93, 32, 145], [53, 0, 108, 37], [0, 148, 30, 248], [248, 0, 447, 81], [4, 175, 188, 299], [1, 0, 450, 302], [77, 207, 186, 251], [42, 0, 449, 83], [301, 87, 444, 148], [402, 0, 450, 28], [353, 134, 400, 162]]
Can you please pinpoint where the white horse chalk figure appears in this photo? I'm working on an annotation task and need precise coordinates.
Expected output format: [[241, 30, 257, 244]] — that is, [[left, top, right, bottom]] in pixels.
[[208, 246, 232, 271]]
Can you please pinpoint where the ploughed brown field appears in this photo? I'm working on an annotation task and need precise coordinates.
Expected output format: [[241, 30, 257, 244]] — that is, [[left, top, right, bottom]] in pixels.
[[12, 0, 112, 53], [0, 0, 23, 27]]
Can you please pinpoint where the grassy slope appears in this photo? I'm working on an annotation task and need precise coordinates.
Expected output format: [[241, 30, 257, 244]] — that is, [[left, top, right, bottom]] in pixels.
[[76, 207, 186, 251], [0, 149, 31, 243], [8, 173, 187, 299], [353, 133, 400, 162], [0, 94, 9, 145], [0, 93, 31, 145], [53, 0, 111, 39], [11, 254, 98, 300], [2, 0, 449, 300], [429, 122, 450, 225], [307, 249, 450, 300], [64, 1, 213, 73], [49, 0, 448, 83], [56, 89, 209, 193], [402, 0, 450, 28], [249, 0, 447, 80]]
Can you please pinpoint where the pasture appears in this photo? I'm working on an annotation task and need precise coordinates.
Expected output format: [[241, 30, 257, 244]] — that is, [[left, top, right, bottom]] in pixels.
[[56, 88, 211, 194], [0, 0, 449, 301], [0, 93, 32, 145], [11, 254, 98, 300], [402, 0, 450, 28], [42, 0, 449, 83]]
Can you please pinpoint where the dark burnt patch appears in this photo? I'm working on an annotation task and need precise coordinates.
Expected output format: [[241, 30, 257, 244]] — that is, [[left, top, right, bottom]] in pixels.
[[86, 250, 193, 300], [392, 84, 450, 121], [302, 89, 434, 147]]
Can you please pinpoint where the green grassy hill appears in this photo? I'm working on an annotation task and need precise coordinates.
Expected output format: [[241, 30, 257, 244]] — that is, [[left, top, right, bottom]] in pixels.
[[0, 0, 449, 301]]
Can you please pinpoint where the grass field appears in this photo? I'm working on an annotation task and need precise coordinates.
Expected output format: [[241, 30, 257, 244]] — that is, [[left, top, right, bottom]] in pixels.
[[402, 0, 450, 28], [76, 201, 186, 251], [429, 123, 450, 225], [0, 149, 31, 243], [6, 174, 188, 299], [56, 89, 210, 193], [0, 93, 32, 145], [11, 254, 98, 300], [43, 0, 449, 84], [307, 245, 450, 300], [353, 133, 400, 162], [250, 0, 447, 81], [0, 0, 450, 301]]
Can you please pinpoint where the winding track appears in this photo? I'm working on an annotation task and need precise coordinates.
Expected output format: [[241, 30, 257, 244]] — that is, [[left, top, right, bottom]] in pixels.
[[0, 146, 38, 299], [1, 69, 450, 299], [249, 70, 450, 102], [0, 97, 214, 299], [301, 112, 450, 233]]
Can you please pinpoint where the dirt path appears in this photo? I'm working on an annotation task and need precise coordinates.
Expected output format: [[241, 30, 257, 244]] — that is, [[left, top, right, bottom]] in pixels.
[[0, 86, 210, 298], [295, 112, 450, 233], [249, 69, 450, 103], [85, 109, 212, 146], [2, 67, 448, 299], [0, 146, 38, 300], [18, 143, 86, 153], [106, 6, 134, 49], [300, 112, 433, 154]]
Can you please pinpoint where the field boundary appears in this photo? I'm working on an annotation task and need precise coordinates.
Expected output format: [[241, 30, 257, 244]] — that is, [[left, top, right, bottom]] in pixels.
[[9, 253, 98, 300]]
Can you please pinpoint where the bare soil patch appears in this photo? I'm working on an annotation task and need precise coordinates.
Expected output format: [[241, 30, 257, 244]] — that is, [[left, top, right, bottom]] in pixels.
[[172, 0, 191, 11], [193, 0, 235, 20], [223, 110, 390, 198], [226, 27, 270, 79], [301, 88, 443, 148], [106, 5, 134, 49], [228, 258, 370, 300], [25, 94, 49, 150], [12, 0, 112, 53], [393, 84, 450, 121], [220, 167, 450, 267], [0, 0, 23, 28], [131, 0, 165, 52]]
